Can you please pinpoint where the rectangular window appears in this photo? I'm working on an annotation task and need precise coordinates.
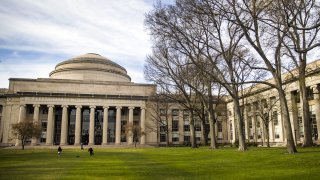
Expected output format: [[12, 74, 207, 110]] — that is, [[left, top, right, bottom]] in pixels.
[[230, 122, 233, 140], [298, 116, 304, 138], [184, 125, 190, 131], [273, 111, 278, 126], [40, 132, 46, 143], [311, 113, 318, 140], [217, 121, 222, 132], [307, 86, 314, 100], [160, 125, 166, 133], [248, 117, 252, 128], [0, 105, 3, 113], [172, 120, 179, 131], [121, 121, 127, 142], [184, 136, 190, 143], [172, 133, 179, 142], [160, 133, 166, 142], [295, 91, 300, 103], [196, 137, 201, 142], [275, 127, 280, 139], [41, 121, 47, 130]]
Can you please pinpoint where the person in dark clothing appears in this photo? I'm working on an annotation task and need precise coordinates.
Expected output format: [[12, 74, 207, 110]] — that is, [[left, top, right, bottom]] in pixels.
[[58, 146, 62, 156], [88, 147, 94, 156]]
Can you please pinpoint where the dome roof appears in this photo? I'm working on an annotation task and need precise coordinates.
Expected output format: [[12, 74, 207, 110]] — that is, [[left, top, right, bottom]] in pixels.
[[49, 53, 131, 82]]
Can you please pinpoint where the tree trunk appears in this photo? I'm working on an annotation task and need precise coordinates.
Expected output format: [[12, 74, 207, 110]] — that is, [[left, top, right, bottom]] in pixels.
[[233, 98, 247, 151], [278, 87, 297, 153], [22, 139, 25, 150], [266, 126, 270, 147], [166, 123, 169, 147], [208, 82, 217, 149], [201, 119, 208, 146], [208, 112, 217, 149], [299, 73, 313, 147], [189, 110, 197, 148]]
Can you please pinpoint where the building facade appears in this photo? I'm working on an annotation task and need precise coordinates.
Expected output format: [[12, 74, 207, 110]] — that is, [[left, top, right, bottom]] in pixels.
[[1, 53, 318, 147], [226, 60, 320, 145], [0, 53, 229, 146]]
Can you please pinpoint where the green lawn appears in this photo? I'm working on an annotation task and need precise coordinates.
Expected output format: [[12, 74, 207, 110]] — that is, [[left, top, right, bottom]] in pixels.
[[0, 146, 319, 180]]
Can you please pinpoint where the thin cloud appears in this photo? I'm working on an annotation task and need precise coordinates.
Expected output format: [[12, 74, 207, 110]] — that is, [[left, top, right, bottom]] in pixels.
[[0, 0, 158, 88]]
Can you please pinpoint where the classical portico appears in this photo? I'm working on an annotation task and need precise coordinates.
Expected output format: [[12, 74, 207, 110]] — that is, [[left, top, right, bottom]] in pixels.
[[18, 101, 147, 146]]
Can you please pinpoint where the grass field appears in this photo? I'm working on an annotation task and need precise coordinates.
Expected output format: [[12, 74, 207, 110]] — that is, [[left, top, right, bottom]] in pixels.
[[0, 146, 319, 180]]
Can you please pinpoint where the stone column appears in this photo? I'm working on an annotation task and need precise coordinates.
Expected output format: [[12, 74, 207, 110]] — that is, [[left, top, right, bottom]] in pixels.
[[89, 106, 96, 146], [0, 105, 5, 143], [244, 115, 250, 140], [60, 105, 68, 145], [313, 85, 320, 143], [74, 105, 82, 146], [140, 107, 146, 145], [232, 118, 236, 143], [102, 106, 109, 145], [269, 111, 275, 142], [168, 109, 172, 143], [2, 105, 9, 144], [15, 104, 26, 146], [253, 113, 257, 143], [31, 104, 40, 145], [46, 105, 55, 145], [178, 109, 184, 144], [128, 106, 134, 145], [279, 108, 285, 142], [115, 106, 122, 145]]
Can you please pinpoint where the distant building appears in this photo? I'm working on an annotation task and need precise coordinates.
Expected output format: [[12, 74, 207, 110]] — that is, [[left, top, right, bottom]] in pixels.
[[0, 53, 228, 146], [0, 53, 319, 147], [226, 60, 320, 145]]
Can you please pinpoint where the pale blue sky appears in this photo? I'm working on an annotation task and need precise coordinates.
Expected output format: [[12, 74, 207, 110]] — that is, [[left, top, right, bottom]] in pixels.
[[0, 0, 174, 88]]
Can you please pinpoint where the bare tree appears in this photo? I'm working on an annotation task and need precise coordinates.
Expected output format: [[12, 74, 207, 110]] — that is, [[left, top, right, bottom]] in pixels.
[[144, 43, 199, 148], [248, 93, 280, 147], [145, 0, 263, 151], [226, 0, 298, 153], [279, 0, 320, 147], [126, 122, 144, 148], [178, 63, 225, 149], [11, 120, 41, 150], [146, 94, 173, 147]]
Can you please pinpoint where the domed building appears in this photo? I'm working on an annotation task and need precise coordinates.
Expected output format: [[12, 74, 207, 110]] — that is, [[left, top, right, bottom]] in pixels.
[[1, 53, 318, 147], [0, 53, 158, 146], [50, 53, 131, 82]]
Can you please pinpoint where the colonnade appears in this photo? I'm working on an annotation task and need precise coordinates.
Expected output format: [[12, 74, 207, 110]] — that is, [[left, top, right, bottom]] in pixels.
[[17, 104, 146, 146]]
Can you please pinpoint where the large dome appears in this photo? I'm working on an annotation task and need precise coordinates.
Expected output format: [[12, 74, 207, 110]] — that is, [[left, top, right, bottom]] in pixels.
[[49, 53, 131, 82]]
